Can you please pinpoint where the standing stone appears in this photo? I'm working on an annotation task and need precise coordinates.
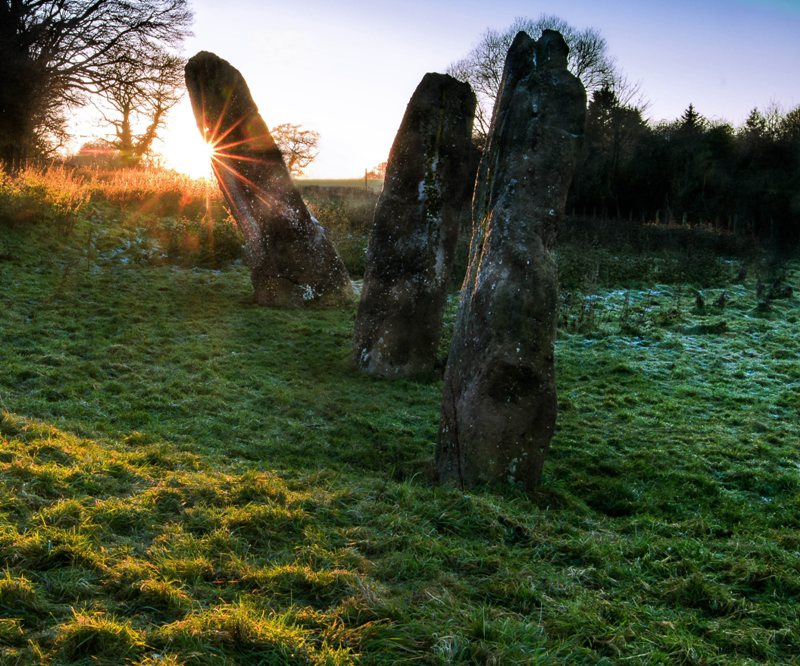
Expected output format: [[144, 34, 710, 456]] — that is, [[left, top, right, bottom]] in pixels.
[[436, 31, 586, 490], [185, 51, 353, 307], [353, 73, 476, 377]]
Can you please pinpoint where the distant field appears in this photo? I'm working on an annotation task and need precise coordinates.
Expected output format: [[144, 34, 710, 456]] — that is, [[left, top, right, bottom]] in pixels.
[[297, 178, 384, 193]]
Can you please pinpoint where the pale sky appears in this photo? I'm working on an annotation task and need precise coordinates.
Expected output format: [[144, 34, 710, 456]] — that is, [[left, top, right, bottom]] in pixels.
[[153, 0, 800, 179]]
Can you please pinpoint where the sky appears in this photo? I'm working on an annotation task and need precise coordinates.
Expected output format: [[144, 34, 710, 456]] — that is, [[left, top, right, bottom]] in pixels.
[[152, 0, 800, 179]]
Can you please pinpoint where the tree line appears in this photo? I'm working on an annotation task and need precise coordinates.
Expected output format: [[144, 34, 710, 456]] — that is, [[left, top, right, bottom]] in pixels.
[[451, 14, 800, 249], [569, 94, 800, 247]]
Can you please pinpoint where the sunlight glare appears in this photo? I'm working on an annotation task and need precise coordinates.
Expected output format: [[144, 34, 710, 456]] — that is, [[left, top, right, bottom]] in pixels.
[[160, 110, 217, 180], [167, 137, 215, 179]]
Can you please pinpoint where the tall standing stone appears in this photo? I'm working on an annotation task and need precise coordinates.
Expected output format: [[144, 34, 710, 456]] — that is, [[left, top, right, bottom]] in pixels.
[[353, 73, 476, 377], [185, 51, 353, 307], [436, 31, 586, 490]]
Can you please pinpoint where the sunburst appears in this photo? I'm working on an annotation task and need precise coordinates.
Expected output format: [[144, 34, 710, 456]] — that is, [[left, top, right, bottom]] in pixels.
[[194, 94, 282, 215]]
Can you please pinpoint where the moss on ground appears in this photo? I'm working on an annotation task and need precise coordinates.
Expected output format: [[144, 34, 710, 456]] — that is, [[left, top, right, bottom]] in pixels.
[[0, 205, 799, 664]]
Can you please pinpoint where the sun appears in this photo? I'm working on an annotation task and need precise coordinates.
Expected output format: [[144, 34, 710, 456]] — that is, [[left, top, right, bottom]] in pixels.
[[160, 95, 270, 188], [159, 110, 218, 179], [198, 137, 217, 166], [161, 135, 215, 179]]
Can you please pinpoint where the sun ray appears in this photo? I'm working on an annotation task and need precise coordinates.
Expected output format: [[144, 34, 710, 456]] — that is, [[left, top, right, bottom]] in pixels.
[[186, 91, 295, 231]]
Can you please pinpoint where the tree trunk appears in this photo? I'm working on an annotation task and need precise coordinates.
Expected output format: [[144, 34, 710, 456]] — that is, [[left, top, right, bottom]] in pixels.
[[0, 74, 38, 171]]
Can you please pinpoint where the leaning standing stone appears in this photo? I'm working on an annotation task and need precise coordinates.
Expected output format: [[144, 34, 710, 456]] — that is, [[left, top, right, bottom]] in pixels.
[[185, 51, 353, 307], [436, 31, 586, 490], [353, 73, 476, 377]]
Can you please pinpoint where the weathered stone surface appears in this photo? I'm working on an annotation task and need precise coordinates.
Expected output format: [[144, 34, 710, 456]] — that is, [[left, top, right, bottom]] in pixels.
[[184, 51, 353, 307], [436, 31, 586, 490], [353, 73, 476, 377]]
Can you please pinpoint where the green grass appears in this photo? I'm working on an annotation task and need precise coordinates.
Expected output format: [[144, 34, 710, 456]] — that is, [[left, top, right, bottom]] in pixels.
[[1, 193, 799, 663]]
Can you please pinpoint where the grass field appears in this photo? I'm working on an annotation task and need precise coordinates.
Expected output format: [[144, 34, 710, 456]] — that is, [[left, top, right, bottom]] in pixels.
[[1, 167, 799, 664], [297, 179, 383, 193]]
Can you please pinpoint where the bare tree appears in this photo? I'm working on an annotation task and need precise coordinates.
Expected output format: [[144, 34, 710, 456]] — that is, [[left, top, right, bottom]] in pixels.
[[271, 123, 320, 176], [95, 50, 184, 166], [0, 0, 192, 169], [448, 14, 617, 141]]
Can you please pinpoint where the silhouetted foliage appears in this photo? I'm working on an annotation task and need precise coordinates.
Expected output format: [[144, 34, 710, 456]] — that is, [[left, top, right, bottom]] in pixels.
[[569, 85, 647, 218], [95, 50, 185, 166], [449, 18, 797, 250], [448, 14, 618, 141], [0, 0, 192, 169], [567, 97, 800, 249]]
